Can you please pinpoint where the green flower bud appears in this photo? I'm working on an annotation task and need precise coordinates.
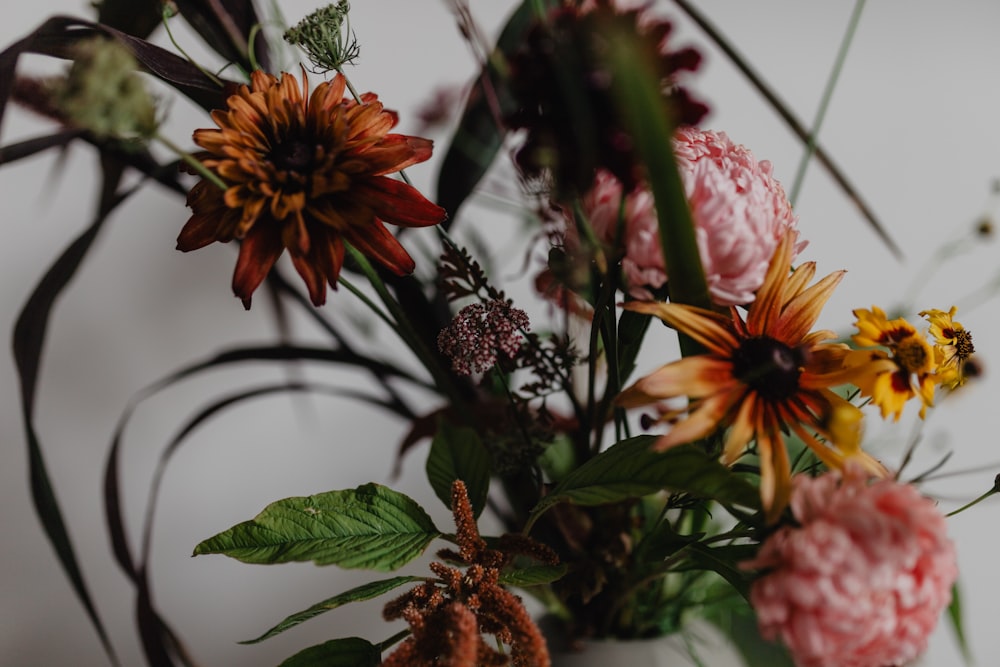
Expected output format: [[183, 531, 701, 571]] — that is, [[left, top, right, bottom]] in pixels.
[[55, 37, 159, 144], [283, 1, 360, 73]]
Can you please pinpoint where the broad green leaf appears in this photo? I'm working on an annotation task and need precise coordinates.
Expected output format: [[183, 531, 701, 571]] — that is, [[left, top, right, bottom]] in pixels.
[[278, 637, 381, 667], [499, 564, 568, 588], [528, 437, 760, 528], [426, 420, 490, 518], [193, 484, 440, 571], [242, 576, 421, 644]]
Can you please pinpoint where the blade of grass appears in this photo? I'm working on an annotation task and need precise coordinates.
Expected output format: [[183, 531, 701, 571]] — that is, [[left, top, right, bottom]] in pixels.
[[789, 0, 866, 206], [672, 0, 902, 260]]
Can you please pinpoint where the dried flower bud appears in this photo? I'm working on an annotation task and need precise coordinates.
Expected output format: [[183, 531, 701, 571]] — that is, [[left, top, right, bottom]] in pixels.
[[54, 37, 158, 144], [283, 1, 360, 73], [975, 215, 993, 238]]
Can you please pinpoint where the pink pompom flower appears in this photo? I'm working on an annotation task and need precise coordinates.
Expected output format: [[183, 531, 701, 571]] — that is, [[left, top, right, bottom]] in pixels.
[[675, 126, 804, 306], [550, 128, 803, 305], [743, 466, 958, 667]]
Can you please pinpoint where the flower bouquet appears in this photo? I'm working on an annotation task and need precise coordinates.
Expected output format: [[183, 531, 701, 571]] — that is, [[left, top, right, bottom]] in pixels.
[[3, 1, 996, 666]]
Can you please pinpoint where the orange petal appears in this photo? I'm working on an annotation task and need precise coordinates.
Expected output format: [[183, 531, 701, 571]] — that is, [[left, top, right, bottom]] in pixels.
[[343, 222, 416, 276], [747, 230, 795, 336], [616, 356, 737, 406], [622, 301, 738, 356], [232, 225, 284, 308], [352, 177, 447, 228], [774, 270, 845, 343], [721, 395, 757, 465], [653, 389, 743, 450]]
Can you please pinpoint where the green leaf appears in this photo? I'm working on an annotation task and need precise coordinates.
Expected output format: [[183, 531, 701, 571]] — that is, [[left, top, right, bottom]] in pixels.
[[193, 484, 441, 571], [242, 576, 422, 644], [426, 420, 491, 518], [635, 518, 701, 562], [527, 437, 760, 528], [947, 581, 972, 664], [277, 637, 381, 667], [702, 591, 795, 667], [616, 307, 653, 386], [676, 543, 756, 600], [499, 564, 569, 587], [601, 25, 711, 314]]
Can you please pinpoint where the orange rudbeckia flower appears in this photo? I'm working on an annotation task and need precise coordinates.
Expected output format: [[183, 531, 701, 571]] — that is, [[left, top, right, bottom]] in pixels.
[[616, 232, 887, 521], [177, 69, 446, 308]]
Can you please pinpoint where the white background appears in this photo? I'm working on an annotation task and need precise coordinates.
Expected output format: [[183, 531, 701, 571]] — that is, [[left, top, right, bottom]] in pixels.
[[2, 1, 1000, 665]]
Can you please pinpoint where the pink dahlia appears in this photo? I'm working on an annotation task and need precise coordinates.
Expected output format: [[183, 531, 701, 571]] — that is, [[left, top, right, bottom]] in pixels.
[[743, 466, 957, 667], [550, 129, 802, 305]]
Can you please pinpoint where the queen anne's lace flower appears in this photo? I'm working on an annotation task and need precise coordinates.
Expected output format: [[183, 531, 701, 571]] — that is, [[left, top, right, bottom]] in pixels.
[[743, 466, 957, 667]]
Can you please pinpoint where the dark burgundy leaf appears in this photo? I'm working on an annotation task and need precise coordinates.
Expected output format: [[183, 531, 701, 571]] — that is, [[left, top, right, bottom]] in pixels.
[[96, 0, 164, 40], [12, 156, 131, 667], [172, 0, 272, 73]]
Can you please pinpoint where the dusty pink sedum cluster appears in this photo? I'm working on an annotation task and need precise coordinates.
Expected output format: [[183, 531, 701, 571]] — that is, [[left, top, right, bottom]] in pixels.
[[563, 128, 802, 305], [437, 300, 530, 376], [744, 466, 957, 667]]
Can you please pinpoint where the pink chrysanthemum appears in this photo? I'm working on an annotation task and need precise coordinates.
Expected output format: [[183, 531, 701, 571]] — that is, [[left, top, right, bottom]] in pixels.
[[550, 129, 802, 305], [743, 466, 957, 667], [676, 127, 804, 305]]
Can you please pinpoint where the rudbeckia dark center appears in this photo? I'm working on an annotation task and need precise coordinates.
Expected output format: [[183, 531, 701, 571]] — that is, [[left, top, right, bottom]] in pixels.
[[954, 329, 975, 360], [269, 138, 315, 175], [732, 336, 803, 401], [894, 336, 930, 373]]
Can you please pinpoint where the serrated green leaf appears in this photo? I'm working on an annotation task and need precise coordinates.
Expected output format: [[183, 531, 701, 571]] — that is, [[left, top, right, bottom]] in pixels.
[[242, 576, 422, 644], [499, 564, 568, 587], [193, 484, 440, 571], [426, 420, 490, 518], [277, 637, 381, 667], [528, 437, 760, 528]]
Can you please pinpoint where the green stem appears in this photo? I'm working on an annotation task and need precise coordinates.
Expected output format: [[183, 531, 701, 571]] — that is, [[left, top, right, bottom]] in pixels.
[[344, 243, 466, 408], [154, 133, 227, 191], [603, 24, 711, 358], [338, 275, 396, 330], [377, 629, 411, 652], [789, 0, 866, 206], [335, 66, 363, 102], [946, 478, 1000, 517], [161, 6, 225, 87]]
